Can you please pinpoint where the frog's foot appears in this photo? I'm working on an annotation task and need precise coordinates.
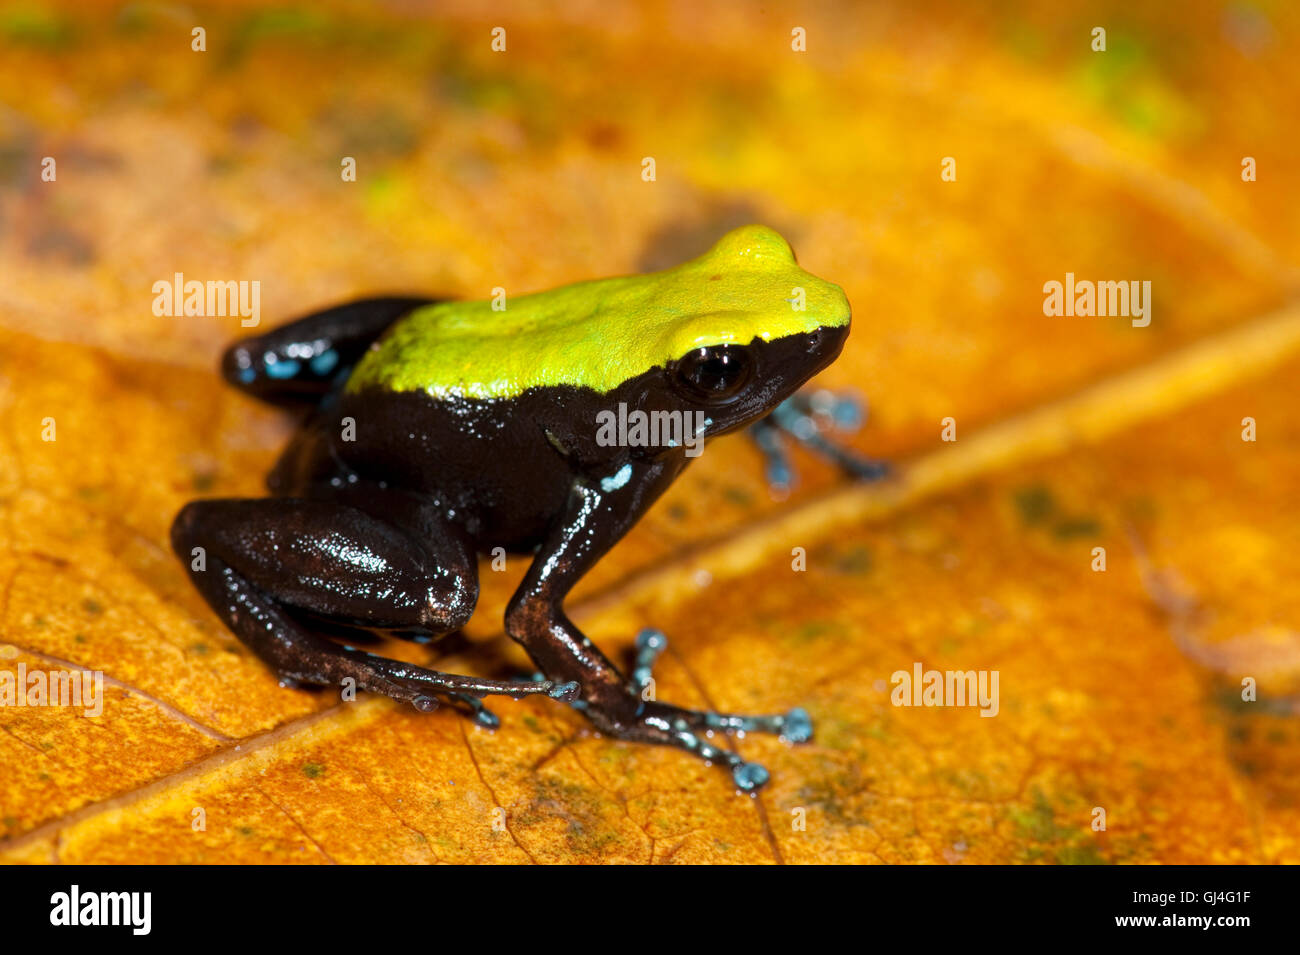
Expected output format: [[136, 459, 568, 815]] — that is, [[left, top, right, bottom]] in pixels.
[[577, 629, 813, 791], [752, 388, 890, 496]]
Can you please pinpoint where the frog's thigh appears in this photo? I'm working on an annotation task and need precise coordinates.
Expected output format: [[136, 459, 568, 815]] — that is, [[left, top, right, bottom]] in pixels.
[[171, 497, 477, 633], [170, 498, 578, 706]]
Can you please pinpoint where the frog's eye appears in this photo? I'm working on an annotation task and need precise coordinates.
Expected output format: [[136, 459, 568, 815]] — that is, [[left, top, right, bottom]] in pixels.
[[672, 344, 753, 402]]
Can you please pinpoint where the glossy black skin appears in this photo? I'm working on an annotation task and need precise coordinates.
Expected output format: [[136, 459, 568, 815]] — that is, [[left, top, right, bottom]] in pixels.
[[172, 297, 848, 780]]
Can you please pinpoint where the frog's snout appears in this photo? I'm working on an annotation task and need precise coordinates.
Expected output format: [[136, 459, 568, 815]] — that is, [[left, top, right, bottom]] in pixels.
[[805, 322, 849, 368]]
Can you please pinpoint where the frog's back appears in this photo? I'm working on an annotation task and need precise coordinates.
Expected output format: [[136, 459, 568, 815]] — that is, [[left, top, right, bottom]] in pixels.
[[344, 225, 849, 401], [345, 277, 644, 400]]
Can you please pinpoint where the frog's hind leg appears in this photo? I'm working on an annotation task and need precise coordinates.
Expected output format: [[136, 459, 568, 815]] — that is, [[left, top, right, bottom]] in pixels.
[[222, 296, 435, 410], [170, 494, 577, 713]]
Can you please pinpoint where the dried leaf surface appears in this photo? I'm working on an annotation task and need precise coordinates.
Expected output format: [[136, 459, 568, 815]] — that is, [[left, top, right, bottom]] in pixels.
[[1, 0, 1297, 862]]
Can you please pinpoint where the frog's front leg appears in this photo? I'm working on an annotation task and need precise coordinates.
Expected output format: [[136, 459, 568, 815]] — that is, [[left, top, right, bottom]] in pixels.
[[752, 389, 890, 495], [505, 466, 811, 790]]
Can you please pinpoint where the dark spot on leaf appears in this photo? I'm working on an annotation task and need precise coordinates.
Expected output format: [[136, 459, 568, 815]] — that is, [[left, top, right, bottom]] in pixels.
[[1010, 788, 1111, 864], [0, 7, 75, 48], [582, 122, 622, 151], [723, 486, 753, 509], [1052, 516, 1102, 539], [25, 225, 95, 266], [792, 620, 835, 644], [1057, 844, 1108, 865], [0, 139, 35, 186], [831, 545, 873, 574], [207, 153, 240, 175], [1013, 484, 1056, 525]]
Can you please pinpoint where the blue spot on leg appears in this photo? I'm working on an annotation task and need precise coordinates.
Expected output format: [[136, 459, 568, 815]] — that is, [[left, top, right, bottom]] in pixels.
[[264, 355, 302, 379], [310, 348, 339, 376], [601, 462, 633, 492]]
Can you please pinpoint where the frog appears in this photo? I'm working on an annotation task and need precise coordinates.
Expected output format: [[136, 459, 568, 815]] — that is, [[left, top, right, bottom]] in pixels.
[[171, 224, 876, 790]]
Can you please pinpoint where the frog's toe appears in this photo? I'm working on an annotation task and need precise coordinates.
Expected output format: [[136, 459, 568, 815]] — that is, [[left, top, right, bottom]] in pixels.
[[628, 627, 668, 694], [695, 706, 815, 741], [454, 694, 500, 729], [548, 680, 581, 701], [843, 457, 891, 481], [732, 761, 770, 791], [780, 706, 814, 743]]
